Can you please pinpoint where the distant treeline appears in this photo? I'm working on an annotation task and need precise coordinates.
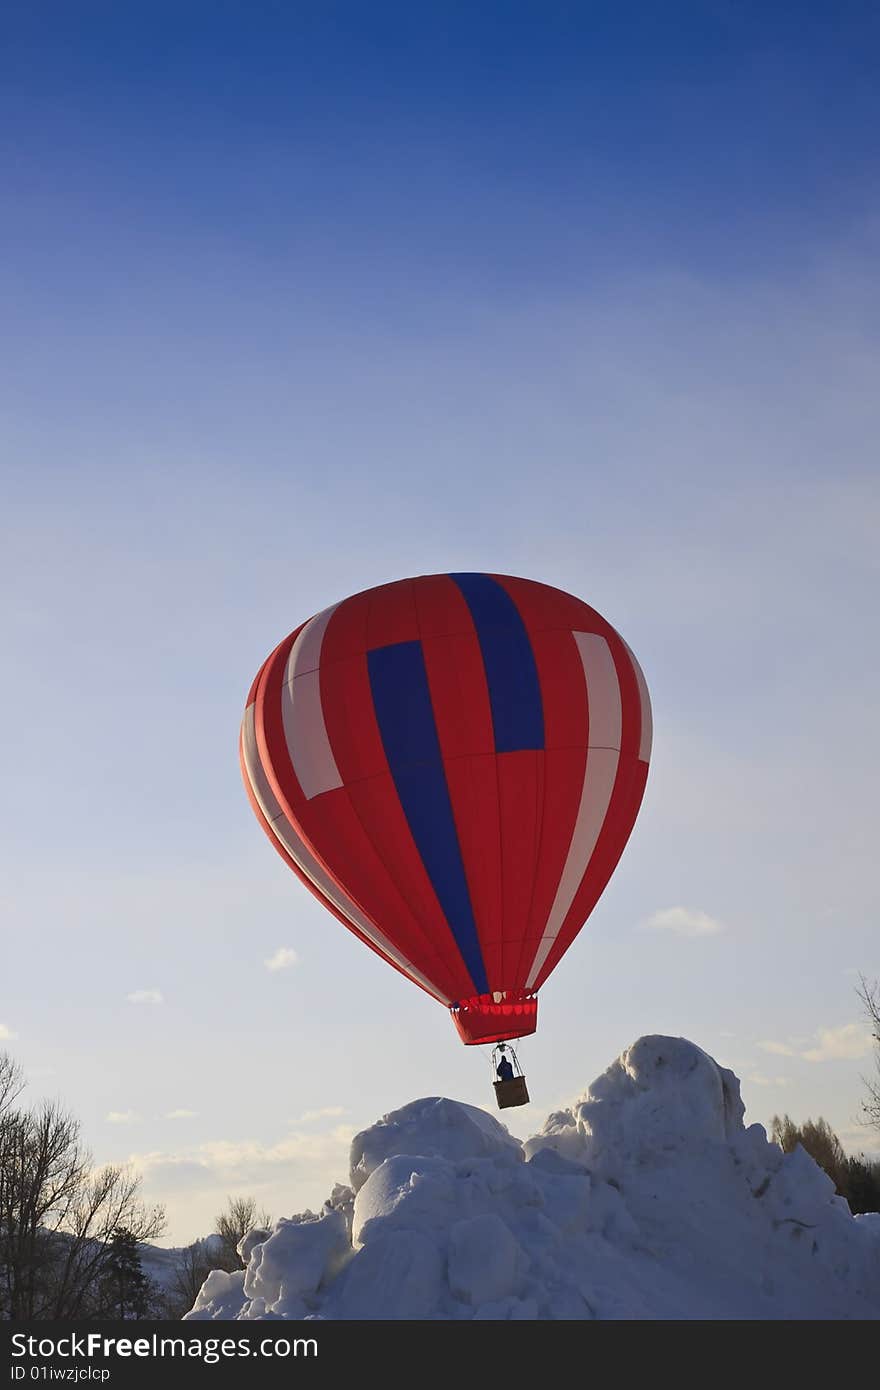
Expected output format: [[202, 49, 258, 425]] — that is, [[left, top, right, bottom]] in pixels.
[[770, 1114, 880, 1215], [0, 1051, 267, 1320]]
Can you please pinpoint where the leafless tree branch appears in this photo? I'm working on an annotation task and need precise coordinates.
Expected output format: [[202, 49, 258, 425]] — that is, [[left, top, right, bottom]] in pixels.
[[857, 974, 880, 1132]]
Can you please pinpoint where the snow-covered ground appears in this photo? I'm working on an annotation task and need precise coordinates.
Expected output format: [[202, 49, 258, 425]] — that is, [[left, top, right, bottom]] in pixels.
[[184, 1036, 880, 1320], [139, 1235, 224, 1297]]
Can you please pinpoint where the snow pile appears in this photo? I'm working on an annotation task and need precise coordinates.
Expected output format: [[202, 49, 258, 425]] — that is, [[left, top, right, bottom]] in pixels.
[[184, 1036, 880, 1320]]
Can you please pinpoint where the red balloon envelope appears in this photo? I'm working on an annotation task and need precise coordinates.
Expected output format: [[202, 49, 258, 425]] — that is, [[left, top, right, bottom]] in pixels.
[[240, 574, 651, 1044]]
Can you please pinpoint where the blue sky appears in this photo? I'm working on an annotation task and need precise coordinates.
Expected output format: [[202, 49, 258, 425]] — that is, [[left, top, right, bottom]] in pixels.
[[2, 2, 879, 1242]]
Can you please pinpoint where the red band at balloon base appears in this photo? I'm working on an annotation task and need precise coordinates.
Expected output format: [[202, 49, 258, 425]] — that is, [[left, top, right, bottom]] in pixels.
[[450, 992, 538, 1045]]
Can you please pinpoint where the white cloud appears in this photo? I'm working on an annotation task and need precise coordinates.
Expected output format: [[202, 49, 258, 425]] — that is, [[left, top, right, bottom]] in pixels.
[[745, 1074, 789, 1088], [106, 1110, 140, 1125], [757, 1040, 798, 1057], [0, 1023, 18, 1040], [130, 1125, 356, 1192], [190, 1126, 355, 1169], [641, 906, 725, 937], [165, 1109, 198, 1120], [126, 989, 163, 1005], [758, 1023, 873, 1063], [837, 1127, 880, 1156], [802, 1024, 874, 1062], [299, 1106, 345, 1123], [264, 947, 298, 973]]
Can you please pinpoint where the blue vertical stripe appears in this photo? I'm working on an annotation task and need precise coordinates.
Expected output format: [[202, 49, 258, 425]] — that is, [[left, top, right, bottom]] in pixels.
[[367, 640, 489, 997], [450, 573, 545, 752]]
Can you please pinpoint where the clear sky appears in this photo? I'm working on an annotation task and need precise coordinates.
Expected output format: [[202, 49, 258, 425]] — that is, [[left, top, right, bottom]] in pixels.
[[2, 2, 879, 1244]]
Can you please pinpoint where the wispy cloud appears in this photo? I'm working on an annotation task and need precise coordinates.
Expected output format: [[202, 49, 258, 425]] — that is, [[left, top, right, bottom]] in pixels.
[[757, 1040, 798, 1057], [758, 1024, 873, 1063], [126, 989, 163, 1006], [106, 1110, 140, 1125], [130, 1125, 356, 1192], [264, 947, 298, 973], [838, 1127, 880, 1156], [802, 1024, 874, 1062], [298, 1106, 345, 1123], [0, 1023, 18, 1040], [165, 1109, 198, 1120], [641, 906, 725, 937], [745, 1073, 789, 1088]]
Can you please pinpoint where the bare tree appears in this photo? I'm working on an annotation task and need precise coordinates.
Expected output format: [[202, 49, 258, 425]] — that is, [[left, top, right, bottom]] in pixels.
[[215, 1196, 271, 1271], [0, 1053, 24, 1118], [857, 974, 880, 1133], [162, 1196, 274, 1317], [165, 1241, 218, 1318], [770, 1113, 849, 1193], [45, 1163, 165, 1318], [0, 1101, 85, 1318], [0, 1097, 164, 1319]]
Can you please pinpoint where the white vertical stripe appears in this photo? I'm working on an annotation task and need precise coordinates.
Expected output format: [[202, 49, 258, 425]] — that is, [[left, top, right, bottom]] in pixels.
[[281, 607, 343, 800], [289, 604, 337, 677], [524, 633, 622, 990], [620, 635, 653, 762], [524, 748, 619, 988], [573, 632, 622, 748], [241, 707, 449, 1005]]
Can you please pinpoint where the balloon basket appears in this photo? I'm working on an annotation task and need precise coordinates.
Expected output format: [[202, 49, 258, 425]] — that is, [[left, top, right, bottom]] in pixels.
[[494, 1076, 530, 1109]]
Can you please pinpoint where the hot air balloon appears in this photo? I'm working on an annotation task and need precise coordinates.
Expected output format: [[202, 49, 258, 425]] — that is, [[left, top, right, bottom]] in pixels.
[[240, 574, 651, 1077]]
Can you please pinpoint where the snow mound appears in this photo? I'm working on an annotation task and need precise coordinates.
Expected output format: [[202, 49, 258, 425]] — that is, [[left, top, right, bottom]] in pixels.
[[525, 1036, 745, 1174], [349, 1095, 522, 1192], [185, 1036, 880, 1321]]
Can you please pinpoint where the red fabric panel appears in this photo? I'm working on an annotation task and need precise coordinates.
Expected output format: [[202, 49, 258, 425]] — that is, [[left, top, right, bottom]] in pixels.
[[302, 787, 468, 1000], [605, 628, 644, 761], [531, 753, 649, 989], [442, 753, 504, 986], [320, 590, 369, 665], [492, 573, 610, 638], [412, 573, 475, 637], [365, 578, 420, 648], [501, 937, 524, 982], [320, 652, 387, 784], [497, 750, 542, 988], [421, 631, 494, 758], [514, 745, 587, 989], [528, 628, 587, 747], [480, 937, 504, 990], [345, 773, 474, 996]]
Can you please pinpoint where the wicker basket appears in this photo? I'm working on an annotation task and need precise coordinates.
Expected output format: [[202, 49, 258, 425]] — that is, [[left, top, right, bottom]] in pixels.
[[493, 1075, 530, 1109]]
